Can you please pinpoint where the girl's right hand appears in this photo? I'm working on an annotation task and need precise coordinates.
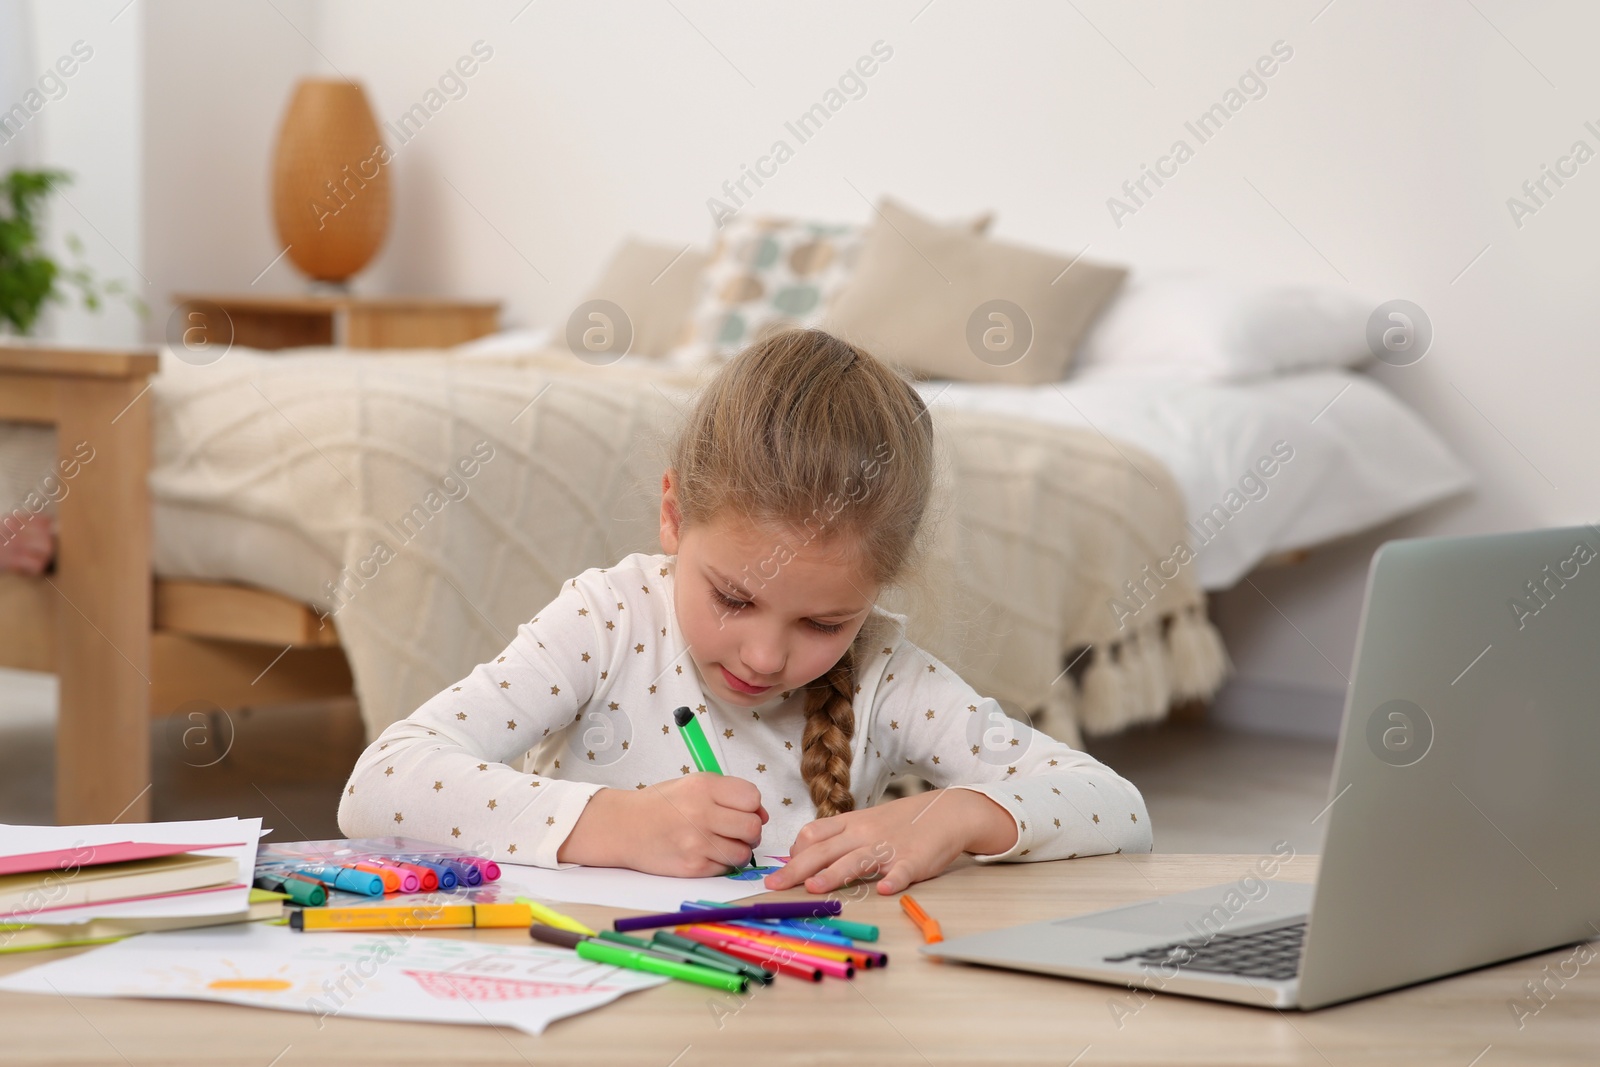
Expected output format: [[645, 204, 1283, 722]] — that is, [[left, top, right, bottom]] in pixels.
[[558, 774, 769, 877]]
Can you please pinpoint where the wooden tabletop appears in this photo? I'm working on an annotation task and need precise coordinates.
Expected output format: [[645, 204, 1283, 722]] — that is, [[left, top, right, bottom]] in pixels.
[[2, 853, 1595, 1065]]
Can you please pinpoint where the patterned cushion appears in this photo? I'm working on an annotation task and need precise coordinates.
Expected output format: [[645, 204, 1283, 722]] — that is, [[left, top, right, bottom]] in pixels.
[[669, 205, 992, 368]]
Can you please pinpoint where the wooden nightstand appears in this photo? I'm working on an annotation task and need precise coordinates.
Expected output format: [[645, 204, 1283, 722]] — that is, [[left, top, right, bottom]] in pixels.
[[172, 293, 501, 351]]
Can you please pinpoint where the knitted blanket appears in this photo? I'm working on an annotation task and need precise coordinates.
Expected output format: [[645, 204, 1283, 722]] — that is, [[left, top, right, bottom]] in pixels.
[[141, 346, 1226, 745]]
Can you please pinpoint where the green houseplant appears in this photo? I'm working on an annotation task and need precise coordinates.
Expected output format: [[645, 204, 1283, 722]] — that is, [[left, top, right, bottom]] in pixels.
[[0, 167, 144, 336]]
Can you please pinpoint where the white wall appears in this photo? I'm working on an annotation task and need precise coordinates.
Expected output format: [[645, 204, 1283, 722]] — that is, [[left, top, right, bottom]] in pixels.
[[64, 1, 1600, 732]]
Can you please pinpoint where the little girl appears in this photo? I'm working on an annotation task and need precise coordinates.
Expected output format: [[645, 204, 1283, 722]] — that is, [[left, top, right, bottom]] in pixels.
[[338, 328, 1151, 895]]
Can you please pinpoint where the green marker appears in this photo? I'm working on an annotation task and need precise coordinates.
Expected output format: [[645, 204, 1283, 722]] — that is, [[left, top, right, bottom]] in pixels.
[[795, 916, 880, 943], [597, 930, 758, 982], [674, 706, 763, 874], [673, 705, 722, 773], [652, 929, 775, 983], [576, 936, 748, 993], [253, 873, 325, 907]]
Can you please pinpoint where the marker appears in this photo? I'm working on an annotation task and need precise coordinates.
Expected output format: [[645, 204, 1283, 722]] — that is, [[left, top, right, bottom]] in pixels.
[[689, 899, 878, 942], [675, 926, 851, 980], [794, 916, 879, 942], [673, 705, 723, 774], [289, 863, 385, 897], [385, 860, 437, 892], [651, 930, 775, 984], [253, 873, 326, 907], [671, 927, 824, 982], [775, 917, 875, 943], [464, 857, 501, 882], [678, 904, 860, 948], [597, 931, 759, 982], [289, 903, 531, 931], [348, 863, 401, 893], [396, 858, 458, 890], [528, 923, 746, 993], [613, 899, 840, 933], [360, 861, 419, 893], [726, 918, 859, 949], [692, 922, 883, 970], [514, 897, 596, 936], [443, 860, 481, 887], [900, 893, 943, 943]]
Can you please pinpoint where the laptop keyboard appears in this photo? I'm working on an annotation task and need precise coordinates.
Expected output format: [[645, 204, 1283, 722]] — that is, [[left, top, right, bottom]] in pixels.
[[1103, 920, 1306, 981]]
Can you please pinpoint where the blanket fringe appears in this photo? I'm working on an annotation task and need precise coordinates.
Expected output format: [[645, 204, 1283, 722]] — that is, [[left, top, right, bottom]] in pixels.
[[1059, 606, 1230, 738]]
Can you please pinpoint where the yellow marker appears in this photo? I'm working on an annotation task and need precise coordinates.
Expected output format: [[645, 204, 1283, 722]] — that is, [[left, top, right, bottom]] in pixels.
[[289, 903, 531, 932], [514, 896, 596, 936]]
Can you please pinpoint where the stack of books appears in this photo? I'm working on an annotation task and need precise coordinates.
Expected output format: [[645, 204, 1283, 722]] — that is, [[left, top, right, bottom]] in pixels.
[[0, 818, 280, 954]]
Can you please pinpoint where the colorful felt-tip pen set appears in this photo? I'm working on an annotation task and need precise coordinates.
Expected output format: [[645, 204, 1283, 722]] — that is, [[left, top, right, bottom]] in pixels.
[[527, 896, 887, 991], [283, 889, 893, 994], [252, 848, 501, 904], [262, 835, 949, 998]]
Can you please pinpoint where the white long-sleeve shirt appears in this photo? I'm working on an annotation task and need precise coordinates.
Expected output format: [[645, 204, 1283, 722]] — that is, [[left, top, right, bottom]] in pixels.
[[337, 551, 1152, 869]]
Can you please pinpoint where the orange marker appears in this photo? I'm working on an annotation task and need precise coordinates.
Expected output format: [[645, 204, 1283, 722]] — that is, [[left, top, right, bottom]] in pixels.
[[900, 893, 942, 943], [690, 923, 879, 969], [350, 862, 401, 893]]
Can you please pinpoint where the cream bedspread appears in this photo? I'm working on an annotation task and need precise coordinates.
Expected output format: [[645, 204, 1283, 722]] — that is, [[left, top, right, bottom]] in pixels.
[[145, 346, 1225, 745]]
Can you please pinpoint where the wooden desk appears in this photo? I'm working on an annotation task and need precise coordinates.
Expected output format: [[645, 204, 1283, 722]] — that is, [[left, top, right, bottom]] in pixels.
[[172, 294, 501, 351], [2, 854, 1596, 1065]]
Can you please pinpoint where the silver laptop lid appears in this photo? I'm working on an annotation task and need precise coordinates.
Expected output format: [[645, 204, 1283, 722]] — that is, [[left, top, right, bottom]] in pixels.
[[1299, 525, 1600, 1009]]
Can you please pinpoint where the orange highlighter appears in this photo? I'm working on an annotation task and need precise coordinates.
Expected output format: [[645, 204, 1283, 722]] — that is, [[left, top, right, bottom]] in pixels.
[[899, 893, 943, 943]]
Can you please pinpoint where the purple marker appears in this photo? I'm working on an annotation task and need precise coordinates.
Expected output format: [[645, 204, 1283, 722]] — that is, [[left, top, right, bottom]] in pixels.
[[614, 900, 841, 934]]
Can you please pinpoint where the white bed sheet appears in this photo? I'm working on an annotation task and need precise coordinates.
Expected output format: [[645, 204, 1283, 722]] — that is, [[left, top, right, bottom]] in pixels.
[[913, 371, 1472, 589]]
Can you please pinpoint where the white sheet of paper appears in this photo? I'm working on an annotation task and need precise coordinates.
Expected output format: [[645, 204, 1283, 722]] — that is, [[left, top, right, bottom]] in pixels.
[[492, 861, 772, 912], [0, 817, 263, 923], [0, 922, 663, 1035]]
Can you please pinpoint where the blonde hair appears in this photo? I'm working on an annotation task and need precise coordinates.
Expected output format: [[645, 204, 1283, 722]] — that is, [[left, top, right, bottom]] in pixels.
[[668, 328, 936, 816]]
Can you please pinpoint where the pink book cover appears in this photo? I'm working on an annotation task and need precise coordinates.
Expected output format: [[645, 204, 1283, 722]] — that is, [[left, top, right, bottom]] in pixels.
[[0, 841, 243, 878]]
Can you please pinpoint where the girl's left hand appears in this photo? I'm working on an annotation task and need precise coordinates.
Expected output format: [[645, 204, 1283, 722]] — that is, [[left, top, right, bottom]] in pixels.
[[763, 788, 1017, 896]]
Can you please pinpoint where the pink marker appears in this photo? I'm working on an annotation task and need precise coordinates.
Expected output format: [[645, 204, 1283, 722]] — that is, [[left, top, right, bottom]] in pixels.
[[365, 860, 419, 893], [465, 857, 500, 881], [695, 928, 855, 980]]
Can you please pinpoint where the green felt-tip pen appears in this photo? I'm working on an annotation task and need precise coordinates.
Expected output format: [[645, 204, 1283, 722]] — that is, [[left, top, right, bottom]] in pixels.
[[576, 936, 748, 993], [794, 916, 880, 942], [653, 929, 775, 983], [673, 708, 760, 874], [673, 705, 722, 774], [597, 930, 757, 981]]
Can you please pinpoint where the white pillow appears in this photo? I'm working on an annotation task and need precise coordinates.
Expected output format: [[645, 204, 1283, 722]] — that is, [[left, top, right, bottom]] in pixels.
[[1073, 273, 1374, 383]]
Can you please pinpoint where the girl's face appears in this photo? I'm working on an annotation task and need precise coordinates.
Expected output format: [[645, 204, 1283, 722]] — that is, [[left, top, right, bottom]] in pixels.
[[659, 471, 879, 707]]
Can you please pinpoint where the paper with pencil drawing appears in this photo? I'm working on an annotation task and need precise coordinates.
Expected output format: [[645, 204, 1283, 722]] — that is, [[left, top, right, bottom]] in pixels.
[[0, 921, 664, 1035]]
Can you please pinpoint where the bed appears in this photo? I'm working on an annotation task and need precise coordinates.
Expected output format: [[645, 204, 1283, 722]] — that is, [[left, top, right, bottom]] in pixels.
[[0, 334, 1469, 824]]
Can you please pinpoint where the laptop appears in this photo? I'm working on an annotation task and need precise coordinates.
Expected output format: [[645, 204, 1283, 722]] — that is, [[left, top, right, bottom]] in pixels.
[[923, 525, 1600, 1009]]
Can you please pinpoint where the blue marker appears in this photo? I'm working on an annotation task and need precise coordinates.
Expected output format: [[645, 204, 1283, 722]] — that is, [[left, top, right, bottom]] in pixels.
[[443, 860, 482, 887], [289, 863, 384, 897], [398, 858, 458, 890]]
